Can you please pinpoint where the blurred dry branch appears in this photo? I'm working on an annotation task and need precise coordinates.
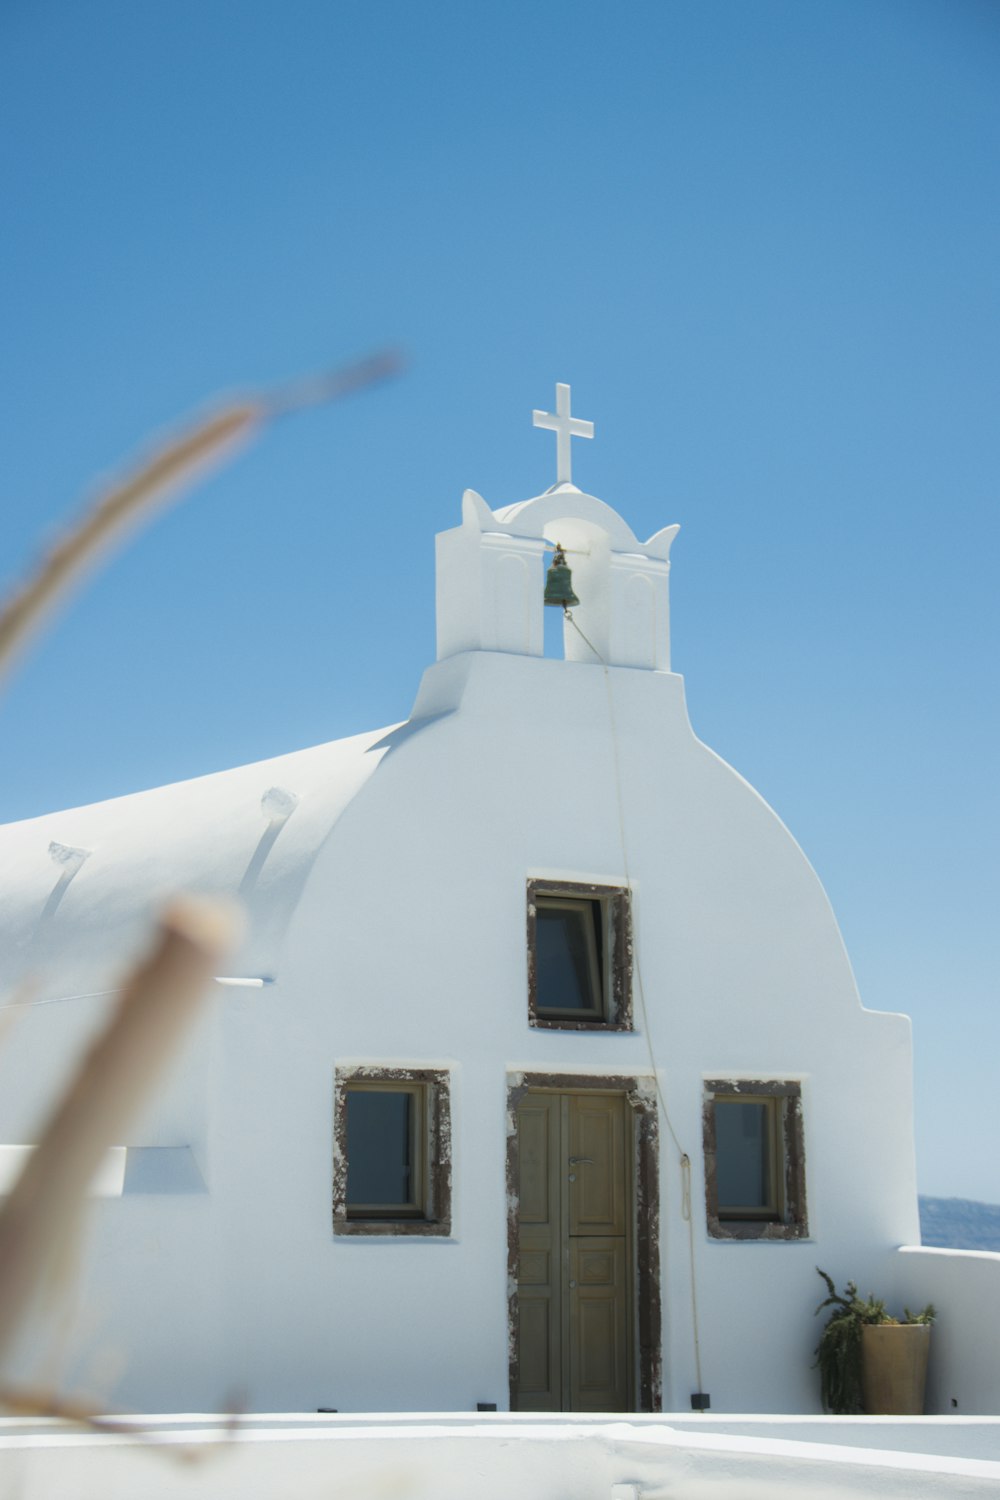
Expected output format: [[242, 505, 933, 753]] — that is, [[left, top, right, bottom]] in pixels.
[[0, 899, 241, 1364], [0, 346, 403, 681], [0, 1381, 240, 1461], [0, 351, 402, 1436]]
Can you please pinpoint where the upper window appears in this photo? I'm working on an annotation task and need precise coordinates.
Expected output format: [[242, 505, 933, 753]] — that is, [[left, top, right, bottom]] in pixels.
[[526, 879, 632, 1031], [333, 1067, 452, 1237], [703, 1079, 808, 1241]]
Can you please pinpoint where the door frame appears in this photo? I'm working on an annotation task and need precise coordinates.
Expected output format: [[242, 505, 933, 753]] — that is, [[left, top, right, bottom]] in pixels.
[[506, 1072, 661, 1412]]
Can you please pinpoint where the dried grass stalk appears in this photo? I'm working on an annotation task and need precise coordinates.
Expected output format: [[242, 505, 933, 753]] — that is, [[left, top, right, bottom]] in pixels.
[[0, 346, 401, 1404], [0, 1382, 238, 1459], [0, 898, 240, 1363], [0, 405, 260, 681], [0, 347, 402, 681]]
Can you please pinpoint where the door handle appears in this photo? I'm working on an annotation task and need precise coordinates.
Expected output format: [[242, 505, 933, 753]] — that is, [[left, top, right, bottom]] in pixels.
[[568, 1157, 594, 1165]]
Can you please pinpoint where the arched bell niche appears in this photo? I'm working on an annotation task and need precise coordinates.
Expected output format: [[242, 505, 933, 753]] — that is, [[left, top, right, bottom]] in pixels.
[[541, 516, 610, 664]]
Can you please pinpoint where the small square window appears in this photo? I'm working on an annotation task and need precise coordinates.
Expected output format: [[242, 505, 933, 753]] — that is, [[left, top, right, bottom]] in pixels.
[[713, 1096, 782, 1219], [333, 1068, 451, 1237], [526, 880, 632, 1031], [703, 1080, 808, 1241], [345, 1085, 424, 1217]]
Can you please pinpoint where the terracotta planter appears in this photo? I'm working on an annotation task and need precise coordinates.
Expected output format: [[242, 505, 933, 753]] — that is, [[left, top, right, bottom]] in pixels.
[[861, 1323, 931, 1415]]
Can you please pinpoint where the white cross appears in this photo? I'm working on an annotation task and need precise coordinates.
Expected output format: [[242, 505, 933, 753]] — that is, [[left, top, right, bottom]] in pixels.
[[532, 383, 594, 487]]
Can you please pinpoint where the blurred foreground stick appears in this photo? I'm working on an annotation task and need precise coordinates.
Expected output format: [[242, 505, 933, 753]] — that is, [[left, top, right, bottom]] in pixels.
[[0, 898, 241, 1364], [0, 346, 403, 682], [0, 345, 401, 1378]]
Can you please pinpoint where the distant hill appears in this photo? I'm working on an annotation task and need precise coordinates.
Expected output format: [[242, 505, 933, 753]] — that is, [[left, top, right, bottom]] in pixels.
[[919, 1196, 1000, 1252]]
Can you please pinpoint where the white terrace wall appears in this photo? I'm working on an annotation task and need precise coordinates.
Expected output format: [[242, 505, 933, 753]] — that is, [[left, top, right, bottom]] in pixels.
[[894, 1247, 1000, 1416]]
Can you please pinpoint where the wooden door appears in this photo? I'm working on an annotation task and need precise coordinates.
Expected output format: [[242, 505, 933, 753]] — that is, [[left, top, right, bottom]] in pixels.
[[514, 1089, 632, 1411]]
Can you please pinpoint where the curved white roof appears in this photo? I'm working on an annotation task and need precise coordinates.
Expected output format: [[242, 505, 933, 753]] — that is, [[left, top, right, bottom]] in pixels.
[[0, 725, 397, 1006]]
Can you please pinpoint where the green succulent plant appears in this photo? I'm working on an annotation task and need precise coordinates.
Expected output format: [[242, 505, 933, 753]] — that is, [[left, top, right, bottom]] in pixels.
[[813, 1268, 935, 1414]]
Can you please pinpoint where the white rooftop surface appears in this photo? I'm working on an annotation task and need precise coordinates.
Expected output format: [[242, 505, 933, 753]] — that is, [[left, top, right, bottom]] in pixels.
[[2, 1413, 1000, 1499]]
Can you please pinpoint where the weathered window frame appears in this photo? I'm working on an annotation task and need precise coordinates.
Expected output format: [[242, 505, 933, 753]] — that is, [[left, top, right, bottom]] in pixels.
[[703, 1079, 808, 1241], [333, 1066, 452, 1237], [526, 879, 633, 1031]]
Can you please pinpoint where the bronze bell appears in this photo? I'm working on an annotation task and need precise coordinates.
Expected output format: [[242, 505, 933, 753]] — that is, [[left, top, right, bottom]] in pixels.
[[544, 544, 579, 608]]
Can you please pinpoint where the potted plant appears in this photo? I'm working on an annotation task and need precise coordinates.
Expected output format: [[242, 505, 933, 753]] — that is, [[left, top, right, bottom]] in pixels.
[[814, 1268, 935, 1414]]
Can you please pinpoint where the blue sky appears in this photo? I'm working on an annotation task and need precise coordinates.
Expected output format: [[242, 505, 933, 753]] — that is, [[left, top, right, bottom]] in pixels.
[[1, 0, 997, 1199]]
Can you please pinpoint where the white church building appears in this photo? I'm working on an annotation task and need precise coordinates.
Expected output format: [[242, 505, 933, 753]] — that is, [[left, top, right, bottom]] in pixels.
[[0, 387, 997, 1441]]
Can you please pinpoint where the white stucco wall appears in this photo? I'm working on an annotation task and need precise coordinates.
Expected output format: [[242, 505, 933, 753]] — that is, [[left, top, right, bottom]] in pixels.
[[226, 647, 913, 1415]]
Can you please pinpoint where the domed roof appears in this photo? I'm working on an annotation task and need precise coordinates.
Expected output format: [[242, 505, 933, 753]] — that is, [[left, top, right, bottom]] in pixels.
[[0, 725, 396, 1006]]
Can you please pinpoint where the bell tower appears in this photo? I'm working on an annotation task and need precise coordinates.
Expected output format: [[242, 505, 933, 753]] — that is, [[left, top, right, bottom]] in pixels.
[[434, 385, 680, 670]]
